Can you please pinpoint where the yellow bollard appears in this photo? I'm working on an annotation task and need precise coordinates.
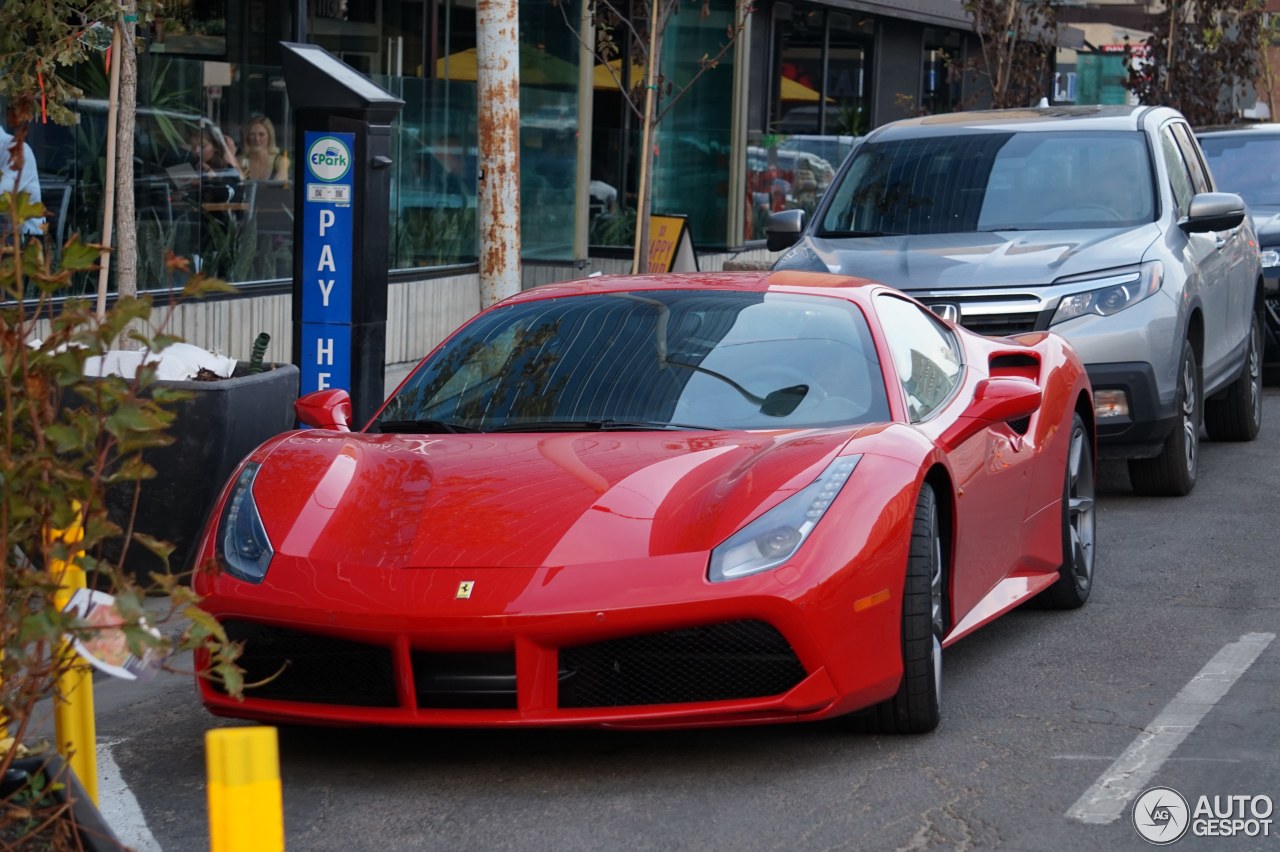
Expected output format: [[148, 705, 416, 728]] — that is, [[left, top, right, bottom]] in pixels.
[[49, 506, 98, 805], [206, 727, 285, 852]]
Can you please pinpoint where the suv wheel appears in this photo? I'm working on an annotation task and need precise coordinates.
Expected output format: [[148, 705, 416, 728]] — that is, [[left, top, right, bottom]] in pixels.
[[1204, 311, 1262, 442], [1129, 340, 1200, 496]]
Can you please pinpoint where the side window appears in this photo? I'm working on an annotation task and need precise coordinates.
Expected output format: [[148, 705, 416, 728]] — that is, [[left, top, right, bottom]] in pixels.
[[1159, 128, 1195, 216], [1171, 123, 1213, 192], [875, 295, 963, 421]]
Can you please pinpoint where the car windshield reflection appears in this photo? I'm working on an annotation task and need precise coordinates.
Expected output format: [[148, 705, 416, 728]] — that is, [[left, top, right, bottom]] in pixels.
[[376, 290, 892, 433]]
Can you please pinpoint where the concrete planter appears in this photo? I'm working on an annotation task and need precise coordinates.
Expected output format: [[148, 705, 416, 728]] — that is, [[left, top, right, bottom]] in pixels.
[[1, 754, 121, 850], [103, 362, 299, 579]]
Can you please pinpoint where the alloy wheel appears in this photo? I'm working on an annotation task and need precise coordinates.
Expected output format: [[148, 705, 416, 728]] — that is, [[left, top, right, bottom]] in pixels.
[[1066, 423, 1095, 592]]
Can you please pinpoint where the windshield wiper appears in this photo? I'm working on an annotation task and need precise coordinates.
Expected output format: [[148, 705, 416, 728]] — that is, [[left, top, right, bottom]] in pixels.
[[818, 229, 901, 237], [487, 419, 714, 433], [376, 418, 480, 434]]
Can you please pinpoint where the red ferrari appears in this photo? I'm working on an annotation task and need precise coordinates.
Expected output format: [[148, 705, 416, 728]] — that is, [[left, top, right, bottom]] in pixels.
[[194, 270, 1095, 733]]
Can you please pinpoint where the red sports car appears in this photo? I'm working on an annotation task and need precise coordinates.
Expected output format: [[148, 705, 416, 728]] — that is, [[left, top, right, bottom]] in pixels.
[[194, 270, 1095, 733]]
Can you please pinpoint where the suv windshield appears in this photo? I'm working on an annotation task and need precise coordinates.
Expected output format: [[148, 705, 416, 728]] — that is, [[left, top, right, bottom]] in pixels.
[[1199, 135, 1280, 208], [819, 130, 1156, 235], [377, 290, 891, 432]]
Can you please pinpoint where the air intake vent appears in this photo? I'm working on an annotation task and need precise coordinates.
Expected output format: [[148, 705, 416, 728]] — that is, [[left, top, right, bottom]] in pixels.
[[558, 620, 806, 708], [220, 620, 399, 707]]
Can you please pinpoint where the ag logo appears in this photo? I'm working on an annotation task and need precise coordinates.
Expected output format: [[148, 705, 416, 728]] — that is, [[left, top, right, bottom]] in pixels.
[[1133, 786, 1190, 845], [307, 136, 351, 182]]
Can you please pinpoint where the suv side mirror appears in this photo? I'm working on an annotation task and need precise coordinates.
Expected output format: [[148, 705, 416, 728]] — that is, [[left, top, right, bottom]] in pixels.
[[766, 209, 805, 252], [1181, 192, 1246, 233]]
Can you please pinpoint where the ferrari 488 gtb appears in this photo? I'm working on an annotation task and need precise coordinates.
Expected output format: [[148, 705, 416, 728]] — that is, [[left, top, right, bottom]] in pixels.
[[194, 270, 1095, 733]]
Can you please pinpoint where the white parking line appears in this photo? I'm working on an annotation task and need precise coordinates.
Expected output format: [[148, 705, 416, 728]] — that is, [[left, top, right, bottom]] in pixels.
[[97, 738, 163, 852], [1066, 632, 1275, 825]]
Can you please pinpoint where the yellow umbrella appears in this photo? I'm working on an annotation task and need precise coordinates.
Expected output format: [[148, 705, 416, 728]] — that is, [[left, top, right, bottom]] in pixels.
[[435, 47, 579, 87], [780, 76, 831, 103], [592, 58, 649, 91]]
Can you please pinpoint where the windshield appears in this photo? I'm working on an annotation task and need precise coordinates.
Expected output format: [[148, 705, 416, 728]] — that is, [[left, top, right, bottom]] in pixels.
[[820, 130, 1156, 235], [376, 290, 891, 433], [1199, 134, 1280, 207]]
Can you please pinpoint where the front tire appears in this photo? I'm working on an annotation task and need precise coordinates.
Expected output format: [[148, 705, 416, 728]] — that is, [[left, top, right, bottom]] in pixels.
[[854, 483, 944, 734], [1035, 413, 1095, 609], [1205, 311, 1262, 442], [1129, 340, 1200, 496]]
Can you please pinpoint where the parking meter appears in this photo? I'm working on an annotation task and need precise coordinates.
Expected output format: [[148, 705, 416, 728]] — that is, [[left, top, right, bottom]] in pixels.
[[282, 42, 404, 427]]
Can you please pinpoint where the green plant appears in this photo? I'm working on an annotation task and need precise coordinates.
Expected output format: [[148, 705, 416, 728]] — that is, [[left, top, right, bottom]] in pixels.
[[0, 140, 243, 845]]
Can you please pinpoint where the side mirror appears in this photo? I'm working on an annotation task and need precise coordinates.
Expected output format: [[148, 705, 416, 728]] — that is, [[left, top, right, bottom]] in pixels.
[[940, 377, 1042, 450], [295, 389, 352, 432], [766, 209, 805, 252], [1181, 192, 1246, 233]]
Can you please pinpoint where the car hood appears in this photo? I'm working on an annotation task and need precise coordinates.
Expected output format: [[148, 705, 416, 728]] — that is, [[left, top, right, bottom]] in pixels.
[[1250, 206, 1280, 245], [250, 428, 864, 569], [776, 226, 1163, 292]]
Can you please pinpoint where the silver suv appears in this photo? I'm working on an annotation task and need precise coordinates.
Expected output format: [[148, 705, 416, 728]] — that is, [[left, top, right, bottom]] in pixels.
[[769, 105, 1263, 496]]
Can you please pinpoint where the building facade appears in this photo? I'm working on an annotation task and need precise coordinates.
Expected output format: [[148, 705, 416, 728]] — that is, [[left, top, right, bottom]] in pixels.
[[20, 0, 988, 363]]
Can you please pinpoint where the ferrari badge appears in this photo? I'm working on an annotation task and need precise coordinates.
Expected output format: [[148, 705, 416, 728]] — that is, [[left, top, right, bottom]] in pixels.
[[456, 580, 475, 600]]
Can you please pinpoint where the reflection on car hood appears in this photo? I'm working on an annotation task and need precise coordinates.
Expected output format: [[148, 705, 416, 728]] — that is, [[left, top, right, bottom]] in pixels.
[[252, 428, 863, 569], [777, 226, 1163, 291], [1250, 206, 1280, 245]]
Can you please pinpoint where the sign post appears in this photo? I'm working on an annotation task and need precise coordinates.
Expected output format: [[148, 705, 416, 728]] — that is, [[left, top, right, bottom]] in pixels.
[[282, 43, 404, 426]]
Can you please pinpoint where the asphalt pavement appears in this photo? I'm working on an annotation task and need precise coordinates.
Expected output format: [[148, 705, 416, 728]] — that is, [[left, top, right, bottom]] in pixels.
[[28, 387, 1280, 852]]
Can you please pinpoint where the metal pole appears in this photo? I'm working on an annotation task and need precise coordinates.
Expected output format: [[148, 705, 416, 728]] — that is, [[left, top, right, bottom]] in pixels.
[[476, 0, 521, 306], [206, 727, 284, 852], [50, 508, 97, 805]]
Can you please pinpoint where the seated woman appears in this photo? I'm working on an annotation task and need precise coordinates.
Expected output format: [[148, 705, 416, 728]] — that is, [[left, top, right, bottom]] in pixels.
[[240, 115, 290, 182]]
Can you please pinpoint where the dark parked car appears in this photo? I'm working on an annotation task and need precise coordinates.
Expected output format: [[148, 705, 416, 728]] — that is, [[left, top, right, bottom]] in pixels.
[[770, 105, 1263, 496], [1196, 123, 1280, 359]]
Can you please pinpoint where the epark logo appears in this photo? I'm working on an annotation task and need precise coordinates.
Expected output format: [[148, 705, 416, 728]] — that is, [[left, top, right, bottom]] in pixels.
[[308, 136, 351, 182], [1133, 787, 1190, 845]]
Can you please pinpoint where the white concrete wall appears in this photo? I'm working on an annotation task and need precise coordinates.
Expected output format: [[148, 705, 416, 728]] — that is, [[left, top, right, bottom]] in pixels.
[[153, 247, 782, 368]]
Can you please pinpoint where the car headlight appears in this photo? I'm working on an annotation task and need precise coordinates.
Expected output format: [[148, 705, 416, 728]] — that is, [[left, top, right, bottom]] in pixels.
[[708, 455, 860, 582], [1050, 261, 1164, 326], [217, 462, 274, 584], [1261, 248, 1279, 269]]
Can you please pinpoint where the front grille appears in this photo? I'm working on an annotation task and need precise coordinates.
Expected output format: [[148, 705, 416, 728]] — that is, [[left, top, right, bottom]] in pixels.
[[412, 650, 518, 709], [558, 620, 806, 708], [958, 312, 1041, 337], [221, 620, 399, 707]]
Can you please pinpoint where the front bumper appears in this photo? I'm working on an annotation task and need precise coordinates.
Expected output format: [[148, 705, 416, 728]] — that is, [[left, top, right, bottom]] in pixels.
[[1084, 361, 1179, 458], [195, 552, 905, 729]]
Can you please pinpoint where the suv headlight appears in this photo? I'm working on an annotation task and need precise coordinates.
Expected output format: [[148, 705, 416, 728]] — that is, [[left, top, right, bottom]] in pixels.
[[1050, 261, 1164, 326], [217, 462, 274, 584], [709, 455, 860, 582], [1260, 249, 1279, 269]]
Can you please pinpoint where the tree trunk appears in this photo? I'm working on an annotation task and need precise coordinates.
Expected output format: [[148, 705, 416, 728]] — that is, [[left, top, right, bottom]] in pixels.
[[631, 0, 663, 274], [116, 0, 138, 306]]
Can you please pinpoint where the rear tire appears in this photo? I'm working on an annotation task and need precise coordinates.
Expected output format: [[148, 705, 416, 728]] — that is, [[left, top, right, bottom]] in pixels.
[[850, 483, 944, 734], [1129, 340, 1199, 497], [1035, 413, 1095, 609], [1205, 311, 1262, 442]]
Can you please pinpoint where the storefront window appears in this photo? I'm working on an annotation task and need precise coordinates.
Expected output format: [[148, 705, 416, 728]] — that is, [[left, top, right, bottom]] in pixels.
[[744, 4, 870, 241], [150, 0, 228, 57], [922, 28, 963, 115], [650, 3, 740, 250]]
